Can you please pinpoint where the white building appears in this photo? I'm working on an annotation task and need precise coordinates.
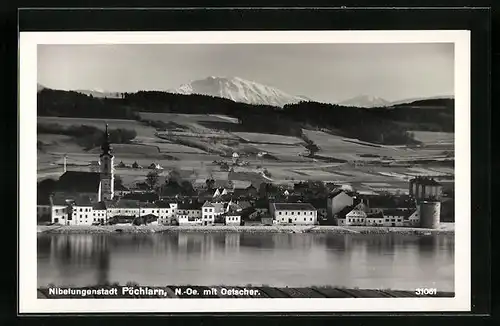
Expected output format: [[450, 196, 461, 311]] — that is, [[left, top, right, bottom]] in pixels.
[[157, 201, 178, 225], [177, 214, 202, 226], [72, 203, 94, 225], [224, 214, 241, 226], [106, 200, 140, 219], [50, 203, 68, 225], [365, 212, 385, 226], [202, 201, 225, 226], [405, 208, 420, 226], [336, 201, 367, 226], [139, 203, 160, 217], [91, 202, 107, 224], [382, 209, 407, 227], [50, 195, 96, 226], [271, 203, 317, 225], [175, 202, 202, 225]]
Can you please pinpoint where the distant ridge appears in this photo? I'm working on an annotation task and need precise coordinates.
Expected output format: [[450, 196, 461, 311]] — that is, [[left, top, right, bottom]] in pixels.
[[338, 95, 391, 108], [74, 89, 122, 99], [338, 94, 454, 108]]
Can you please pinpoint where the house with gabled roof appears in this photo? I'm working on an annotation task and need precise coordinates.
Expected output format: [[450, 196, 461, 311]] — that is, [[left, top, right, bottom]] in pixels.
[[91, 201, 107, 224], [201, 201, 225, 225], [335, 198, 368, 226]]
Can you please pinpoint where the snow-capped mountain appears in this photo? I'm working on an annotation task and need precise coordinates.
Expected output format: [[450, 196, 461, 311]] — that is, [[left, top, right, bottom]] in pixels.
[[338, 95, 391, 108], [169, 76, 309, 107], [337, 94, 454, 108]]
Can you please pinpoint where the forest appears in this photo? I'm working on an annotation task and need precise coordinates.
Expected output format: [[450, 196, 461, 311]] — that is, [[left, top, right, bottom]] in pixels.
[[37, 89, 454, 145]]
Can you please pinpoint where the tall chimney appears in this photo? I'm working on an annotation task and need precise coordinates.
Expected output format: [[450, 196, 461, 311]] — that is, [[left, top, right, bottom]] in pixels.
[[63, 155, 67, 173]]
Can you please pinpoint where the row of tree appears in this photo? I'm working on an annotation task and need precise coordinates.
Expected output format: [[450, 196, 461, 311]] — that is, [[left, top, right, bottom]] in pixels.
[[38, 123, 137, 150]]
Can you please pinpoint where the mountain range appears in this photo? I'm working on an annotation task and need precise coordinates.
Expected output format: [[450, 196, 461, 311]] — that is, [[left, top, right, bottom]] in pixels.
[[38, 77, 453, 108]]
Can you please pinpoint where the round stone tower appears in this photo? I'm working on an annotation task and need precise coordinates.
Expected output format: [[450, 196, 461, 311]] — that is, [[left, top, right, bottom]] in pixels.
[[419, 200, 441, 229]]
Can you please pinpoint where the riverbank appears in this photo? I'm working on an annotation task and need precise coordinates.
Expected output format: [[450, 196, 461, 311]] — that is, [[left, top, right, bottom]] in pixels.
[[37, 223, 454, 235], [37, 284, 455, 299]]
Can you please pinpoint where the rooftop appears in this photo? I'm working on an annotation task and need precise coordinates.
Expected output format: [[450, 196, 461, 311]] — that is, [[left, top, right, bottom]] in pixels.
[[55, 171, 101, 194], [140, 202, 158, 208], [122, 192, 159, 203], [155, 201, 177, 208], [273, 203, 316, 211], [92, 201, 107, 210], [410, 177, 442, 186], [336, 205, 356, 219], [202, 201, 214, 208], [107, 199, 140, 209], [50, 193, 93, 206], [178, 202, 203, 210]]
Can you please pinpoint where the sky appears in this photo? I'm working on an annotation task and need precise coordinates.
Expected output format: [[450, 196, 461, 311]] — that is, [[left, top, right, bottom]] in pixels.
[[38, 43, 454, 103]]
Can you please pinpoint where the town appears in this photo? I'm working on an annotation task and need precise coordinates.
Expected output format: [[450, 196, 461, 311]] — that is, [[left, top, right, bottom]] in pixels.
[[37, 125, 446, 229]]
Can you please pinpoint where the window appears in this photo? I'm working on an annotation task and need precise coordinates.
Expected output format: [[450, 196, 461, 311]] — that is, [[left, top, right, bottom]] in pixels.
[[298, 211, 301, 215], [310, 218, 312, 221], [79, 208, 82, 212], [304, 218, 306, 221], [291, 212, 294, 215], [279, 212, 282, 215]]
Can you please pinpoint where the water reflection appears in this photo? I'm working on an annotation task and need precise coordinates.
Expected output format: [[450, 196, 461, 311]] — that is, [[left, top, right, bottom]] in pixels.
[[37, 232, 455, 291]]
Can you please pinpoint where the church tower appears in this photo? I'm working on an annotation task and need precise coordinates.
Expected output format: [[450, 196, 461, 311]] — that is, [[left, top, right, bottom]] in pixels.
[[99, 124, 114, 201]]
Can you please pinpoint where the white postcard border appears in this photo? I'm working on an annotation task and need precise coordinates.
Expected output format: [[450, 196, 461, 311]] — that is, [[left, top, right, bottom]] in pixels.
[[19, 30, 470, 313]]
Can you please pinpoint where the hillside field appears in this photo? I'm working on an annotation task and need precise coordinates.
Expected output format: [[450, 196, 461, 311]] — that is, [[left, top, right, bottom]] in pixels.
[[38, 115, 454, 194]]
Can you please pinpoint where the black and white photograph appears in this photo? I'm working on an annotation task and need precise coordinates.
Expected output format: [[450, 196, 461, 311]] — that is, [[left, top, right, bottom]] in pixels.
[[19, 30, 471, 313]]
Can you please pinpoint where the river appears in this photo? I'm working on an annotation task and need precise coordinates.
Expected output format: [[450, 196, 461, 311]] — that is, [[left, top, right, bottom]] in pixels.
[[37, 232, 454, 292]]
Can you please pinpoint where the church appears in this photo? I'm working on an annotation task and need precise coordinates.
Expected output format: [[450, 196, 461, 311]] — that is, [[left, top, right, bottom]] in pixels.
[[51, 124, 115, 204]]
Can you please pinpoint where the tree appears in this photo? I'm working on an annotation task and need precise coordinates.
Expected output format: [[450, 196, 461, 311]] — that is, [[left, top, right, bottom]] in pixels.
[[38, 178, 57, 192], [205, 178, 215, 190], [304, 143, 320, 157], [145, 171, 159, 190], [180, 180, 195, 196], [220, 162, 229, 172], [168, 168, 182, 183]]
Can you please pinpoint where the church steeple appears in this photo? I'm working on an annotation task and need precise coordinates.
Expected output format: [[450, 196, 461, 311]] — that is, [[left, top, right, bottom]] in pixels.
[[100, 123, 113, 157], [99, 123, 115, 201]]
